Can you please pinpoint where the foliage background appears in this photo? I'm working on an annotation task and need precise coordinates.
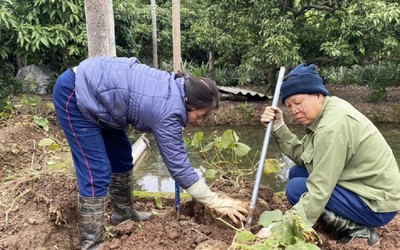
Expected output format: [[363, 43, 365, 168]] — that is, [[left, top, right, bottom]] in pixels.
[[0, 0, 399, 98]]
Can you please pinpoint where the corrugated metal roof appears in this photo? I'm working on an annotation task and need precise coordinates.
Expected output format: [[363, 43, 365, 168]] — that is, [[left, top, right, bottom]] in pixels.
[[218, 86, 272, 100]]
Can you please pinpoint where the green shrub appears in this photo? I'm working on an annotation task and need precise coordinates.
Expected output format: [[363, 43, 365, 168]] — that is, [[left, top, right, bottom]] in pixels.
[[322, 62, 400, 102], [0, 63, 23, 111]]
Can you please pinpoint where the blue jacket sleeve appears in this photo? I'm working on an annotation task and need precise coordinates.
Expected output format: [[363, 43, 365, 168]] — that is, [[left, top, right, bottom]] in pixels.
[[152, 113, 199, 189]]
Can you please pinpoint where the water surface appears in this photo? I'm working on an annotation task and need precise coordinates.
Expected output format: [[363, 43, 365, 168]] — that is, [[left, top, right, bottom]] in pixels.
[[133, 123, 400, 193]]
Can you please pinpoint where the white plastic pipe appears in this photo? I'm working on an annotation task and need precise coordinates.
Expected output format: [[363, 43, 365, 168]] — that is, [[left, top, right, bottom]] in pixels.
[[131, 134, 150, 166]]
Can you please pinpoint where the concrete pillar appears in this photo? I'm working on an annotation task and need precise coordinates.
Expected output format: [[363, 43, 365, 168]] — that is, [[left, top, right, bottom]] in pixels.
[[84, 0, 116, 57]]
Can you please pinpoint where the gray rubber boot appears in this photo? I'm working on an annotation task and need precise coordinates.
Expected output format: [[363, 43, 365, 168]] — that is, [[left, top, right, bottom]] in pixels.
[[109, 170, 151, 225], [321, 209, 379, 246], [77, 195, 107, 250]]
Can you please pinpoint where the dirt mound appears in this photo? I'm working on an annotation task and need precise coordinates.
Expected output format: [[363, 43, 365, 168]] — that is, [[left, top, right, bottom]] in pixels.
[[2, 170, 400, 250], [1, 85, 400, 249], [0, 173, 284, 249]]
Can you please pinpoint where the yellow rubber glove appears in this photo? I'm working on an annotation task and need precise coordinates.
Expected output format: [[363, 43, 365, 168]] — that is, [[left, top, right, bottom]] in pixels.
[[260, 106, 284, 131], [186, 180, 248, 224]]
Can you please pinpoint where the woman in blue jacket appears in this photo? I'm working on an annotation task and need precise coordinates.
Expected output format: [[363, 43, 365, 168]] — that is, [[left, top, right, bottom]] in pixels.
[[53, 56, 248, 249]]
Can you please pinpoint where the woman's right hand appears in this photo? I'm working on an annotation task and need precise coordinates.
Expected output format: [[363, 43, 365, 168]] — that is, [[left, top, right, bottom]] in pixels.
[[186, 180, 248, 225], [206, 192, 248, 224]]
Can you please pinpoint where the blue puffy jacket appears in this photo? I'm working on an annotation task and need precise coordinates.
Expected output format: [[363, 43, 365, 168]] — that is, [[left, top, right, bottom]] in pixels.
[[75, 56, 199, 189]]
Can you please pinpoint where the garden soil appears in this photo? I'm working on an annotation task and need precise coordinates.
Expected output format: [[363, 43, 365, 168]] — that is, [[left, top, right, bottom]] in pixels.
[[0, 84, 400, 250]]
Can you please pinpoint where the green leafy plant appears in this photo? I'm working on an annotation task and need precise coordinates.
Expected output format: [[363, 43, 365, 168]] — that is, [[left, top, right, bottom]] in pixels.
[[0, 100, 14, 123], [12, 95, 42, 115], [0, 95, 54, 128], [236, 102, 254, 119], [263, 159, 284, 175], [33, 115, 49, 131], [323, 62, 400, 102], [1, 0, 86, 68], [38, 138, 60, 151], [231, 210, 322, 249], [0, 63, 23, 111], [185, 129, 257, 186]]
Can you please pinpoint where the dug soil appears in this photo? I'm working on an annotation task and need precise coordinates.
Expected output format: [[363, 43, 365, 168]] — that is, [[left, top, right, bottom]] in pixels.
[[0, 84, 400, 250]]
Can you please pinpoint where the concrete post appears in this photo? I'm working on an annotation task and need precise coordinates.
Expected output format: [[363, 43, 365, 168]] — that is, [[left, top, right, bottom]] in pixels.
[[84, 0, 116, 57]]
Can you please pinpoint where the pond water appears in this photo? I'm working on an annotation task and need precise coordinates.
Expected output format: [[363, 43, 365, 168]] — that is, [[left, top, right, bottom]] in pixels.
[[132, 123, 400, 193]]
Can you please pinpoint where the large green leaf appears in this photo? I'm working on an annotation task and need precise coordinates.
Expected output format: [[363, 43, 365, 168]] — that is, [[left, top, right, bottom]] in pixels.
[[221, 129, 238, 149], [286, 242, 320, 250], [258, 210, 283, 228], [233, 142, 251, 157], [263, 159, 283, 175], [203, 169, 219, 179], [235, 230, 256, 244], [190, 131, 204, 148]]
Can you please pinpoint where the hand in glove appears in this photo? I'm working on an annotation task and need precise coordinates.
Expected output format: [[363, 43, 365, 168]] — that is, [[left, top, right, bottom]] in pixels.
[[260, 106, 284, 131], [186, 180, 248, 224]]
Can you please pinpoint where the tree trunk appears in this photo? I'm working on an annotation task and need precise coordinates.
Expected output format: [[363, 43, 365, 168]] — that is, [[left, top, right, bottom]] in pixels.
[[172, 0, 181, 72], [151, 0, 158, 68], [14, 52, 22, 73], [208, 51, 215, 80], [84, 0, 116, 57], [266, 65, 278, 94]]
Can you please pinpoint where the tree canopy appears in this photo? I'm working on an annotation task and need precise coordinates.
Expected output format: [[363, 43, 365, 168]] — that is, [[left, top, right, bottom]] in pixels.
[[1, 0, 399, 87]]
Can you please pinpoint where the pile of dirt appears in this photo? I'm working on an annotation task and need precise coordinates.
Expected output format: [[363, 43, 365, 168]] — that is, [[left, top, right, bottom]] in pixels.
[[0, 85, 400, 250]]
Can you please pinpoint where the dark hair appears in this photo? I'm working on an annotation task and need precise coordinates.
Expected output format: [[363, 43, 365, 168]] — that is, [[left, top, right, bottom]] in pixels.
[[177, 73, 220, 111]]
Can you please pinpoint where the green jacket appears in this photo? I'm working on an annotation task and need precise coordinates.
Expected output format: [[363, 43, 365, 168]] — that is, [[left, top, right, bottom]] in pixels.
[[274, 96, 400, 226]]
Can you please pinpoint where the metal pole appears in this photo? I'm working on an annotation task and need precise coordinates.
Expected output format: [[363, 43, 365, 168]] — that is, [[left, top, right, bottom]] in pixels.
[[175, 182, 180, 215], [245, 66, 286, 229]]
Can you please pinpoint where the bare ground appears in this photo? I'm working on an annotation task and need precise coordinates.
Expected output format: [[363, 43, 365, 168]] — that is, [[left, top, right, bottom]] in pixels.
[[0, 85, 400, 250]]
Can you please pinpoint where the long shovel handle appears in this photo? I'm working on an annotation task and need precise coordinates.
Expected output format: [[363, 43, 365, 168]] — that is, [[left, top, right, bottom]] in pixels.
[[245, 66, 286, 229]]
